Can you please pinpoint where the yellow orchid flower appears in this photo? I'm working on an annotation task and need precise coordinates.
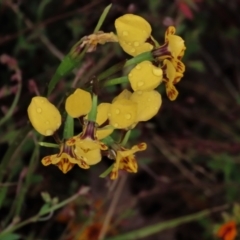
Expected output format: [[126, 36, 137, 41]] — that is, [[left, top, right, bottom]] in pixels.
[[115, 14, 154, 56], [153, 26, 186, 61], [95, 103, 114, 139], [108, 98, 138, 129], [41, 141, 89, 174], [128, 60, 162, 91], [65, 88, 92, 118], [115, 14, 186, 62], [109, 142, 147, 180], [27, 96, 61, 136], [130, 90, 162, 121], [66, 120, 108, 165], [112, 89, 132, 102], [162, 59, 185, 101], [104, 89, 162, 129]]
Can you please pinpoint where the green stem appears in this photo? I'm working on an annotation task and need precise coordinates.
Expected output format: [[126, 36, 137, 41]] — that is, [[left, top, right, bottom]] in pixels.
[[98, 61, 126, 81], [105, 206, 227, 240], [0, 80, 22, 127], [98, 51, 153, 81], [104, 76, 129, 87], [0, 126, 30, 187], [0, 189, 87, 238], [121, 130, 131, 146], [99, 164, 114, 178], [124, 51, 153, 68], [88, 94, 98, 121], [63, 114, 74, 139], [4, 141, 40, 225]]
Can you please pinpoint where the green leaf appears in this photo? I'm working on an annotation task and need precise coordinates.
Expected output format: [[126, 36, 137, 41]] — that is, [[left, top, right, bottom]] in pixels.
[[63, 114, 74, 139], [41, 192, 51, 203], [47, 55, 79, 96], [0, 187, 8, 208], [1, 233, 21, 240], [93, 4, 112, 33], [38, 203, 51, 215], [37, 0, 51, 21]]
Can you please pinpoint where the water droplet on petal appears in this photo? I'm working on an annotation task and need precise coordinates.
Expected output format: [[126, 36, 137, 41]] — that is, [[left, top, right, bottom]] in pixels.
[[37, 107, 42, 113], [46, 121, 49, 124], [152, 68, 162, 77], [130, 48, 136, 53], [46, 129, 53, 135], [147, 98, 151, 102], [115, 109, 120, 114], [137, 91, 143, 95], [123, 31, 128, 36], [128, 42, 132, 46], [136, 65, 141, 70], [134, 41, 139, 47], [125, 114, 131, 119], [137, 81, 144, 87], [114, 123, 119, 127]]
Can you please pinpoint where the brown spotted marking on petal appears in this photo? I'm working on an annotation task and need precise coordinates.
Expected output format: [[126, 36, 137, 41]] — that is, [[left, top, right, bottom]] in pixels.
[[165, 26, 176, 38], [78, 160, 90, 169], [99, 142, 108, 150], [166, 84, 179, 101], [130, 158, 138, 170], [41, 156, 52, 166], [83, 148, 89, 153], [110, 170, 118, 180], [175, 60, 185, 73], [173, 72, 183, 84], [56, 158, 74, 174], [177, 47, 186, 60], [66, 138, 76, 146], [123, 158, 129, 164], [138, 142, 147, 150]]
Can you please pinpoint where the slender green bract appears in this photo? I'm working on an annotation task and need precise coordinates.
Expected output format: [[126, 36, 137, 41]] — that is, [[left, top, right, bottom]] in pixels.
[[88, 94, 98, 122], [63, 114, 74, 139], [47, 4, 112, 96]]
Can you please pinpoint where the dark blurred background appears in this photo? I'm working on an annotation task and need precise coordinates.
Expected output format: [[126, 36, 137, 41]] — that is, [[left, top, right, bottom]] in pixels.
[[1, 0, 240, 239]]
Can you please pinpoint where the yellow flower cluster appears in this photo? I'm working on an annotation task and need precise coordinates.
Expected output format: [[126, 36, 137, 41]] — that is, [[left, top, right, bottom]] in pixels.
[[27, 88, 152, 179], [115, 14, 186, 100], [27, 13, 186, 180]]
